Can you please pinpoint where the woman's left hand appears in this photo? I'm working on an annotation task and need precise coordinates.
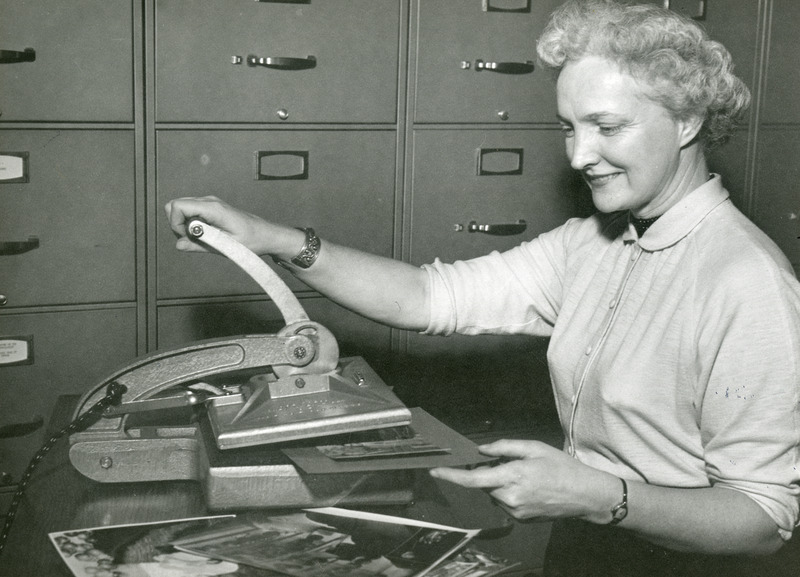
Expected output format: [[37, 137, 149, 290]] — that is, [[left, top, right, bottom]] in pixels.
[[430, 439, 620, 523]]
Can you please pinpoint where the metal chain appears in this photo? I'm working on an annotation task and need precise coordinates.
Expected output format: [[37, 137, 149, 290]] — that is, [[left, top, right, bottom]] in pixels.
[[0, 381, 127, 557]]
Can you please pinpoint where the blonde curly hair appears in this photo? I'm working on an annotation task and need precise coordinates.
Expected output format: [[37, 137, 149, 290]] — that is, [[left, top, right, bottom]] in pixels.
[[537, 0, 751, 148]]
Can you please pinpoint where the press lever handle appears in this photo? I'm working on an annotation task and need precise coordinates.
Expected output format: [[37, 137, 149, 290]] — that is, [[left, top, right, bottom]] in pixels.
[[187, 220, 309, 326]]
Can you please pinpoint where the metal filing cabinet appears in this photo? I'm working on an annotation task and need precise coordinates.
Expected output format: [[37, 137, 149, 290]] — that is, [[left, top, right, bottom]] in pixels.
[[407, 129, 585, 266], [156, 130, 396, 299], [0, 310, 137, 485], [151, 0, 402, 359], [0, 131, 136, 307], [0, 1, 140, 484], [402, 1, 589, 436], [0, 1, 134, 122], [414, 0, 563, 124], [761, 0, 800, 124], [154, 0, 401, 123], [754, 0, 800, 276]]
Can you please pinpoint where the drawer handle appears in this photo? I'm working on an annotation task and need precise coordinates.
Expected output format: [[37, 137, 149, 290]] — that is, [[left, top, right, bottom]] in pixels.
[[467, 220, 527, 236], [474, 59, 534, 75], [663, 0, 706, 20], [0, 48, 36, 64], [234, 55, 317, 71], [0, 236, 39, 255], [483, 0, 531, 12], [255, 150, 309, 180]]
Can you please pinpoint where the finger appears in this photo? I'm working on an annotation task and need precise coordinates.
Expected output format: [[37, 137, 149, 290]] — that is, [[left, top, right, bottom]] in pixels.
[[175, 236, 208, 253], [429, 466, 509, 490], [478, 439, 550, 460], [166, 197, 217, 230]]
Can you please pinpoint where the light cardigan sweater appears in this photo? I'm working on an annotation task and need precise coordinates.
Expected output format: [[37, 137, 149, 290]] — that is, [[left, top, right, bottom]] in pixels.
[[423, 175, 800, 540]]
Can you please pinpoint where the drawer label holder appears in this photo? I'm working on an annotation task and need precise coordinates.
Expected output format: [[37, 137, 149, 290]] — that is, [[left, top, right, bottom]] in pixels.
[[0, 336, 34, 366]]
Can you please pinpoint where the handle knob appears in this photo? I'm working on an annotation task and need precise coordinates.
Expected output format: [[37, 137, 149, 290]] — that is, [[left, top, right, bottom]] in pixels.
[[0, 48, 36, 64], [0, 295, 7, 306]]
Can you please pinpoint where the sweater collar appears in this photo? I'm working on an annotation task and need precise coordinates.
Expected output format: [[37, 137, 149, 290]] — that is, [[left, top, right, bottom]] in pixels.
[[622, 174, 729, 251]]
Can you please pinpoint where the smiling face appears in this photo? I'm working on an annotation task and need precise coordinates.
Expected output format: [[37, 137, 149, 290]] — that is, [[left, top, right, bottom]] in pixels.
[[556, 56, 705, 217]]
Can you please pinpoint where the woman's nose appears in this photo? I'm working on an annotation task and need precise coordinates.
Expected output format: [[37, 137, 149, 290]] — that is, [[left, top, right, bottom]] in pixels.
[[568, 131, 600, 171]]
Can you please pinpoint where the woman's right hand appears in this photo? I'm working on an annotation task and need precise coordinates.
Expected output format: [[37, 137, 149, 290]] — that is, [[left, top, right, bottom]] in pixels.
[[164, 196, 300, 257]]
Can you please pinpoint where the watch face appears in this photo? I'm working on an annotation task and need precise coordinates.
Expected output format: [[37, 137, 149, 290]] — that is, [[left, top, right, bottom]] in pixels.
[[612, 505, 628, 523]]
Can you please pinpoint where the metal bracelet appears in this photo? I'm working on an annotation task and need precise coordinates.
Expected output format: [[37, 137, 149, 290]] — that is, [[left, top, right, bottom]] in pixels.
[[289, 227, 321, 269]]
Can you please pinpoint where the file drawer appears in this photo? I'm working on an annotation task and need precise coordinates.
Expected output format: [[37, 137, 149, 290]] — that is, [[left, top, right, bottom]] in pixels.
[[413, 0, 562, 124], [155, 0, 400, 123], [0, 130, 136, 308], [156, 129, 396, 299], [0, 308, 137, 483], [0, 0, 134, 122], [407, 128, 589, 266], [761, 0, 800, 123], [753, 128, 800, 272]]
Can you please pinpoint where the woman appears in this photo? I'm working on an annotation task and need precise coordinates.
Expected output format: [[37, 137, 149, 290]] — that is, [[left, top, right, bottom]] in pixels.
[[165, 1, 800, 574]]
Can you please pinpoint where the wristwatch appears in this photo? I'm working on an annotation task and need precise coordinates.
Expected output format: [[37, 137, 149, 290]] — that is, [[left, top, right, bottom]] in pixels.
[[290, 227, 321, 269], [609, 478, 628, 525], [274, 227, 322, 270]]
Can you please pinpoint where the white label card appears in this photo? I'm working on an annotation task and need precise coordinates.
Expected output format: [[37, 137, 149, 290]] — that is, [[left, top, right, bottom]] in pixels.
[[0, 337, 33, 365]]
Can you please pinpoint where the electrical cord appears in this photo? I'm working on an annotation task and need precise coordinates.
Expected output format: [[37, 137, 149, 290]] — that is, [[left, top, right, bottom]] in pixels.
[[0, 381, 127, 557]]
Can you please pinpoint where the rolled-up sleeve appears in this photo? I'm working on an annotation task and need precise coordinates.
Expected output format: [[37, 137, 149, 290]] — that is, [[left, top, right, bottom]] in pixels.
[[421, 222, 578, 337], [697, 252, 800, 540]]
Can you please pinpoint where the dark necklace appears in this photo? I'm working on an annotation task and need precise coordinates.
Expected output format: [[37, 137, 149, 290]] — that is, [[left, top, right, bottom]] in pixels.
[[630, 214, 661, 237]]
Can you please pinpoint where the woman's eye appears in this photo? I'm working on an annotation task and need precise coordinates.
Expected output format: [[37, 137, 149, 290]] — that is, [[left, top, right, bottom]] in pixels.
[[599, 125, 622, 136], [559, 125, 574, 136]]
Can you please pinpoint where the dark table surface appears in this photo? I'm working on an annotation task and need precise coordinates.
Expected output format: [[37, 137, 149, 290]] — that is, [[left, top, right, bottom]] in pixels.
[[0, 398, 551, 577]]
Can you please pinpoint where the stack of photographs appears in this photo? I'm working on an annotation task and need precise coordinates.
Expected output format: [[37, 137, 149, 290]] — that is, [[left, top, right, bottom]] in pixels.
[[50, 508, 520, 577]]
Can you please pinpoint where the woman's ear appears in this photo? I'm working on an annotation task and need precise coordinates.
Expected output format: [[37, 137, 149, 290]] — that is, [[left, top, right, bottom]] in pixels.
[[679, 114, 705, 148]]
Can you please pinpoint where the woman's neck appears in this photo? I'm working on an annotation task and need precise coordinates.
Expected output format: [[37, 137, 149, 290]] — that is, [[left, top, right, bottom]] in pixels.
[[632, 146, 709, 219]]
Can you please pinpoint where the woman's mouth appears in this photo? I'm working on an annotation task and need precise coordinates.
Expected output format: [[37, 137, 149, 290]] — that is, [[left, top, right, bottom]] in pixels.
[[585, 173, 620, 187]]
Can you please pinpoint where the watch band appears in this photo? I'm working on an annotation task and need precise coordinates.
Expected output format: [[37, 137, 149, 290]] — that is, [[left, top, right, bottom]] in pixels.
[[609, 477, 628, 526], [289, 227, 321, 269]]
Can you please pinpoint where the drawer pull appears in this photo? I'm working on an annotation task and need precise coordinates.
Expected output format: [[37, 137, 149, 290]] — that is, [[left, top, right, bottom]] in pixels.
[[467, 220, 527, 236], [474, 59, 534, 75], [0, 236, 39, 255], [483, 0, 531, 12], [0, 48, 36, 65], [663, 0, 706, 20], [236, 55, 317, 71], [255, 150, 309, 180], [478, 147, 524, 175]]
